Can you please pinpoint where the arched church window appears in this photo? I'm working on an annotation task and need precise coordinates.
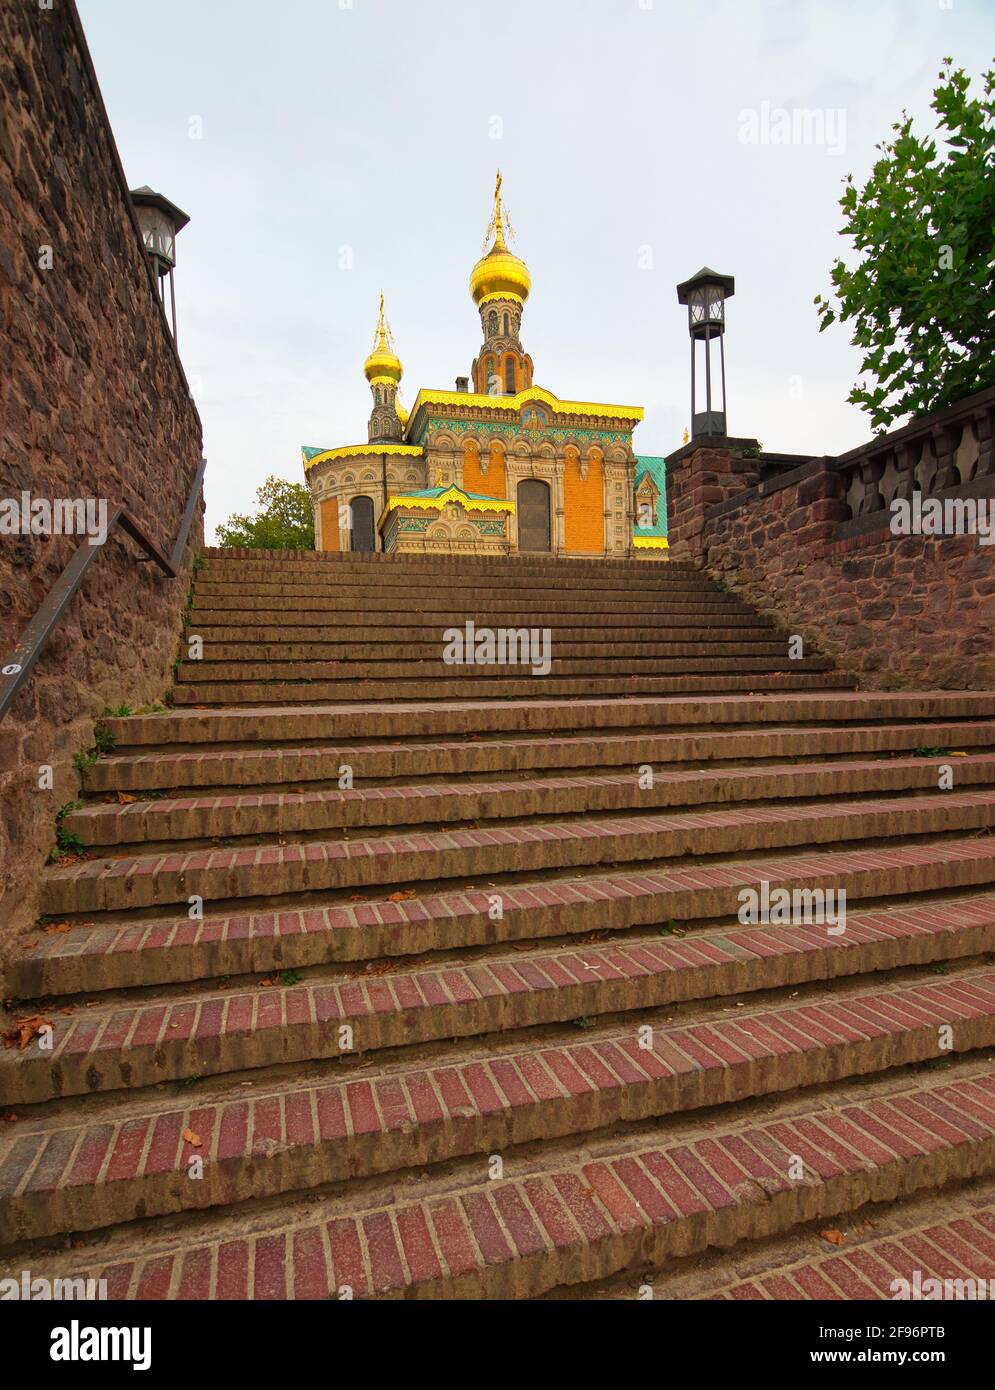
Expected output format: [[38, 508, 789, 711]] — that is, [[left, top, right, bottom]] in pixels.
[[505, 358, 516, 394], [503, 313, 510, 335], [488, 311, 498, 338]]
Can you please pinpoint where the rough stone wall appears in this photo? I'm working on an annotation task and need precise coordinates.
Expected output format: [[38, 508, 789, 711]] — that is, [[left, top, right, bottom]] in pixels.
[[671, 450, 995, 690], [0, 1, 204, 944]]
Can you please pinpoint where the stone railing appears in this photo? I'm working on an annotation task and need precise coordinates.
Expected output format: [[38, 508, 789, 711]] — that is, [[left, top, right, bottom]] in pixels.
[[665, 386, 995, 690]]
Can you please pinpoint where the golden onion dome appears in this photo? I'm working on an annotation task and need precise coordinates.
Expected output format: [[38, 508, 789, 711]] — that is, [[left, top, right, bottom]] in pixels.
[[470, 171, 530, 308], [396, 402, 409, 425], [363, 293, 403, 384]]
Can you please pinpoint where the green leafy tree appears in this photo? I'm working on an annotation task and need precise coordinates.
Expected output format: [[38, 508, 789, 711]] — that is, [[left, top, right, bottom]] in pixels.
[[817, 59, 994, 431], [215, 476, 315, 550]]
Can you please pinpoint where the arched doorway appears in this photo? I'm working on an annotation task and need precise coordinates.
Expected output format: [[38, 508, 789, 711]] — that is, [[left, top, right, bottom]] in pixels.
[[349, 495, 376, 552], [517, 479, 551, 552]]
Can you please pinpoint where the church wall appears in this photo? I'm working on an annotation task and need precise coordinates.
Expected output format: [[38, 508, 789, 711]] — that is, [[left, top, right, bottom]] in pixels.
[[563, 446, 607, 553], [318, 498, 341, 552]]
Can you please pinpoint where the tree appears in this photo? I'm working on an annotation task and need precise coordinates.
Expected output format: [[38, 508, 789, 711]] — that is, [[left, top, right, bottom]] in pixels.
[[817, 59, 994, 432], [215, 476, 315, 550]]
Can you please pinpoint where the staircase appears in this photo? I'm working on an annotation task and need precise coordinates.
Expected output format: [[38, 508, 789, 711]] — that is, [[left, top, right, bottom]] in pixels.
[[2, 549, 994, 1300]]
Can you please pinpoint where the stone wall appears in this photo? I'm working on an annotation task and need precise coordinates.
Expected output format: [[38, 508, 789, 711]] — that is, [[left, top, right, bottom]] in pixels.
[[0, 1, 204, 948], [666, 389, 995, 690]]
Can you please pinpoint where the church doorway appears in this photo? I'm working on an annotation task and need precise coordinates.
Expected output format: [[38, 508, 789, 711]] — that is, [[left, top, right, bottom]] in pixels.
[[517, 479, 551, 552], [350, 496, 376, 552]]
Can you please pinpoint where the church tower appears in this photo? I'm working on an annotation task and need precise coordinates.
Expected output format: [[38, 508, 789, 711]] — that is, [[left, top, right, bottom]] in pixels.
[[469, 172, 534, 396], [364, 293, 405, 442]]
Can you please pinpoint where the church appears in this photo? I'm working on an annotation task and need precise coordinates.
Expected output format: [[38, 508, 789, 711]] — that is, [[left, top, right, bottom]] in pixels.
[[302, 174, 668, 558]]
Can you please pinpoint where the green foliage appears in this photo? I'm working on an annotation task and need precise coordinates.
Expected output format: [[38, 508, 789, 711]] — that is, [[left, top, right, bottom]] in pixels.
[[94, 725, 117, 754], [215, 476, 315, 551], [72, 749, 97, 773], [51, 802, 84, 861], [102, 704, 133, 720], [817, 60, 995, 431]]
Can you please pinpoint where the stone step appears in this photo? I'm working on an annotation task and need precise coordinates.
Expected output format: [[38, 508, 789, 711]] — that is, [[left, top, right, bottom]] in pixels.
[[562, 1175, 995, 1299], [193, 639, 797, 664], [170, 671, 853, 705], [82, 721, 995, 794], [6, 889, 995, 1110], [188, 594, 757, 617], [39, 789, 995, 916], [4, 968, 995, 1242], [9, 1060, 995, 1299], [17, 841, 995, 995], [197, 553, 699, 581], [176, 656, 835, 684], [198, 547, 697, 574], [192, 576, 721, 600], [705, 1203, 995, 1300], [188, 622, 777, 645], [63, 754, 995, 848], [98, 692, 995, 750], [188, 607, 767, 629]]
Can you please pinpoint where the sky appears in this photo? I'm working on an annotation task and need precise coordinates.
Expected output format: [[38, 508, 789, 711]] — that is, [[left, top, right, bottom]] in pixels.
[[76, 0, 993, 539]]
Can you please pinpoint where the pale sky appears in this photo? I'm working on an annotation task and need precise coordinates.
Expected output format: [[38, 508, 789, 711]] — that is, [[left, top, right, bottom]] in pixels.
[[77, 0, 993, 538]]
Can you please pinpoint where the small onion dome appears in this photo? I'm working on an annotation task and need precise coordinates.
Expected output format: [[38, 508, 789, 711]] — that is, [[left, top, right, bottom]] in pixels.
[[364, 293, 403, 384], [470, 170, 530, 307], [397, 403, 409, 425]]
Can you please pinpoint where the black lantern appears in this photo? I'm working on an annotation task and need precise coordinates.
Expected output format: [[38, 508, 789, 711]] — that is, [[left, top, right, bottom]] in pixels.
[[130, 186, 190, 342], [676, 266, 735, 438]]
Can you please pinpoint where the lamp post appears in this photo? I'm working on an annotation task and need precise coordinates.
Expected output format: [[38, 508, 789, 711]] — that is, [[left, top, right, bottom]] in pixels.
[[676, 267, 735, 439], [130, 186, 190, 343]]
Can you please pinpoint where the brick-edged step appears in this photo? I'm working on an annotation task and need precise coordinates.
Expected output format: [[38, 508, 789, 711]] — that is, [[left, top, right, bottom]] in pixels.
[[100, 692, 995, 749], [191, 623, 777, 646], [562, 1175, 995, 1299], [17, 841, 995, 996], [13, 1061, 995, 1299], [63, 754, 995, 848], [197, 548, 696, 579], [83, 721, 995, 795], [196, 640, 797, 664], [191, 577, 724, 601], [39, 789, 995, 915], [7, 876, 995, 1107], [177, 657, 836, 685], [708, 1206, 995, 1300], [189, 607, 769, 630], [4, 968, 995, 1241], [170, 672, 853, 706]]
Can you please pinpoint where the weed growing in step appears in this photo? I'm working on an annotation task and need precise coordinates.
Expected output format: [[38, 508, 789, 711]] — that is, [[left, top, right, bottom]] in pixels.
[[50, 803, 84, 861], [102, 704, 133, 719], [913, 746, 949, 758], [279, 970, 302, 986]]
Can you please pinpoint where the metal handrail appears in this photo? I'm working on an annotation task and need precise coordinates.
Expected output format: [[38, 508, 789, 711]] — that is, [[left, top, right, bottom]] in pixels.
[[0, 457, 206, 723]]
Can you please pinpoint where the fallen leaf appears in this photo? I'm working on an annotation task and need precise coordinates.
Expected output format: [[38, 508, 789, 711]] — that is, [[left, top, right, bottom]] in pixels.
[[1, 1114, 18, 1123], [117, 792, 137, 805], [41, 921, 74, 935], [182, 1129, 202, 1148], [387, 890, 416, 902], [2, 1016, 53, 1051], [820, 1228, 846, 1246], [258, 977, 275, 988]]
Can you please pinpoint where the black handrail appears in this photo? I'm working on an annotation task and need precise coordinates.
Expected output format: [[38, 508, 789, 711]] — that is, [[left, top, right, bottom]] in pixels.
[[0, 457, 207, 723]]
